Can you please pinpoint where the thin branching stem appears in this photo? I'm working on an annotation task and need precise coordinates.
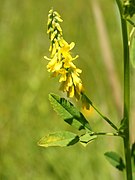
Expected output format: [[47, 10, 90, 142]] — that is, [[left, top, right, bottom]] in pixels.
[[91, 132, 121, 137], [116, 0, 133, 179], [83, 93, 118, 131]]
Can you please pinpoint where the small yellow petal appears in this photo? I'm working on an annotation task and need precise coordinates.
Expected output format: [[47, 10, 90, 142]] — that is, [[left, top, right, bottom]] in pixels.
[[68, 86, 74, 98], [54, 11, 61, 18], [72, 55, 79, 61], [49, 9, 53, 15], [72, 72, 81, 85], [55, 16, 63, 22], [49, 45, 52, 52], [51, 45, 57, 57], [76, 68, 82, 74], [59, 74, 67, 82], [44, 56, 51, 60], [56, 23, 62, 32], [66, 74, 73, 87], [51, 30, 57, 41], [47, 18, 52, 26], [69, 42, 75, 50]]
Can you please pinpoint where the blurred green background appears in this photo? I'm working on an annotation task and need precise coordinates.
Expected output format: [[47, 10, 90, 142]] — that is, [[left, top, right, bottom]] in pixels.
[[0, 0, 135, 179]]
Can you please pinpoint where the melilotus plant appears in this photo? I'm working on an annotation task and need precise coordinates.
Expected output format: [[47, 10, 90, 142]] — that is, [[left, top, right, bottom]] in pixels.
[[38, 1, 135, 179]]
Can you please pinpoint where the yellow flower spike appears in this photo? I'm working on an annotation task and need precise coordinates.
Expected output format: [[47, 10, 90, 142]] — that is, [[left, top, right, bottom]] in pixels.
[[45, 8, 85, 101]]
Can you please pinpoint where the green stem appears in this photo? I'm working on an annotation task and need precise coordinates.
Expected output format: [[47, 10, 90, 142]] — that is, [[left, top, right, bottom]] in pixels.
[[82, 93, 118, 131], [91, 132, 120, 137], [91, 103, 118, 131], [116, 0, 133, 179], [122, 18, 133, 180]]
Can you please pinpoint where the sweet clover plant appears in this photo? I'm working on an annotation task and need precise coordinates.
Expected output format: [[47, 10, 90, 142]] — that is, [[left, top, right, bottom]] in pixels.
[[38, 1, 135, 179]]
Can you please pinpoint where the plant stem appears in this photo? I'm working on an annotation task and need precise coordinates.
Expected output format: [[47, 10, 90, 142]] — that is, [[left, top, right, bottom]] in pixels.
[[91, 103, 118, 131], [82, 93, 118, 130], [116, 0, 133, 179], [122, 18, 133, 180], [91, 132, 120, 137]]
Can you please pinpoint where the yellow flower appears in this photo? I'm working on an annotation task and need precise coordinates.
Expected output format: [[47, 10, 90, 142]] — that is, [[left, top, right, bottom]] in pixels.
[[45, 54, 62, 72], [45, 8, 85, 101]]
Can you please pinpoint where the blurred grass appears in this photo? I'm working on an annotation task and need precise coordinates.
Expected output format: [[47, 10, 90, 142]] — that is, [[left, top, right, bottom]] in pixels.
[[0, 0, 135, 179]]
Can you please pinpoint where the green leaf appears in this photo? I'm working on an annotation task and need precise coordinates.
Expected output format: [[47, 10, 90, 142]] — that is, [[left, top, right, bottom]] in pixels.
[[130, 37, 135, 68], [49, 93, 92, 131], [38, 131, 79, 147], [131, 142, 135, 172], [79, 133, 97, 147], [104, 151, 125, 171]]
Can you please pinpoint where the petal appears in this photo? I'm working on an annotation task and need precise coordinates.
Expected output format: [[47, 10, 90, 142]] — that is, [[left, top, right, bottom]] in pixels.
[[72, 55, 79, 61], [51, 30, 57, 41], [67, 86, 74, 98], [76, 68, 82, 74], [44, 56, 51, 60], [72, 72, 81, 85], [69, 42, 75, 50], [56, 23, 62, 32], [51, 45, 57, 57], [54, 62, 62, 71], [66, 74, 73, 87], [59, 74, 67, 82]]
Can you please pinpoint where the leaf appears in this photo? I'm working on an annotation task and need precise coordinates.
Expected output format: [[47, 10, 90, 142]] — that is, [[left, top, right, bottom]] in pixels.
[[131, 142, 135, 172], [38, 131, 79, 147], [130, 37, 135, 68], [104, 151, 125, 171], [119, 118, 126, 131], [49, 93, 92, 131], [79, 133, 97, 147]]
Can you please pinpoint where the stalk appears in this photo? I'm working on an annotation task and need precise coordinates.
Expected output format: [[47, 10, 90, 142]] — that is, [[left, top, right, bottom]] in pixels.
[[116, 0, 133, 179], [122, 18, 132, 180]]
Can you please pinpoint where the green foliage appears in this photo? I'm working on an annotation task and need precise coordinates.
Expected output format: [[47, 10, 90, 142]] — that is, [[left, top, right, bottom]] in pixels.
[[49, 93, 92, 131], [104, 151, 125, 171], [123, 0, 135, 17], [38, 131, 79, 147], [79, 133, 97, 147], [38, 94, 97, 148], [131, 142, 135, 172]]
